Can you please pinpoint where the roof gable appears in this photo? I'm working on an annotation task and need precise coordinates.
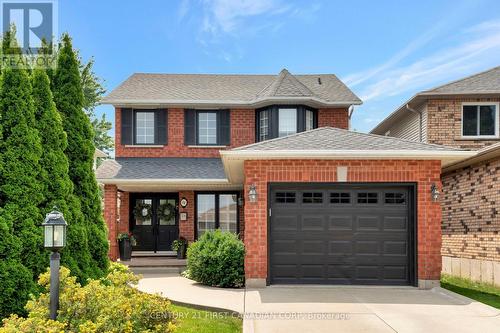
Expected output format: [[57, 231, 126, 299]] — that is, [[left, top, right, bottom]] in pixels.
[[257, 69, 313, 98]]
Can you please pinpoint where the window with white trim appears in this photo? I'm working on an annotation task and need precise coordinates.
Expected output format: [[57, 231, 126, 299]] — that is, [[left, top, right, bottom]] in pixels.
[[259, 109, 270, 141], [278, 108, 297, 137], [197, 112, 217, 144], [462, 103, 498, 138], [135, 111, 155, 144]]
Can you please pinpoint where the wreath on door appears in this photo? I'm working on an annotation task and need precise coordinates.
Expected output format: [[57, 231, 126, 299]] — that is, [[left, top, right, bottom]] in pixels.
[[158, 202, 176, 222], [133, 202, 152, 221]]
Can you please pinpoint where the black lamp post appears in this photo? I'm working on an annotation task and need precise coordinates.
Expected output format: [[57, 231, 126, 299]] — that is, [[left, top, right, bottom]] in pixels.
[[42, 208, 67, 321]]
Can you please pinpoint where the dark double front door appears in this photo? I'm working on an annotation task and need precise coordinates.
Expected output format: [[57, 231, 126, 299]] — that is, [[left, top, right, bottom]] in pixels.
[[131, 194, 179, 252]]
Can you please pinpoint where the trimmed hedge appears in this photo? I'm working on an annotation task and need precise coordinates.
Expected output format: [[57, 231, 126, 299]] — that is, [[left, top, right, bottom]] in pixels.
[[186, 230, 245, 288]]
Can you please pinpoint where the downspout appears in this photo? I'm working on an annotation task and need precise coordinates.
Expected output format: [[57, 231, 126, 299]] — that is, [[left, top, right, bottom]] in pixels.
[[348, 105, 354, 130], [406, 104, 423, 142]]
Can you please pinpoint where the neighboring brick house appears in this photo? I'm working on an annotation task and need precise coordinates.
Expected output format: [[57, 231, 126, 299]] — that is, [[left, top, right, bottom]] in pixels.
[[371, 66, 500, 286], [97, 69, 471, 289]]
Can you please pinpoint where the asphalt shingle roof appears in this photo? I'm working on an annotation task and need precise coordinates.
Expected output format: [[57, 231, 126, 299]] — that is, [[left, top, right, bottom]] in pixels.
[[102, 69, 361, 106], [233, 127, 459, 151], [422, 66, 500, 94], [96, 157, 226, 180]]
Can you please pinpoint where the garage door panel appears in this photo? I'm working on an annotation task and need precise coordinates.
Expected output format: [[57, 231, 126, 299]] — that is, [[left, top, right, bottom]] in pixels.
[[383, 216, 408, 231], [329, 215, 354, 230], [356, 216, 381, 231], [270, 184, 413, 285], [272, 215, 298, 231], [300, 215, 326, 231]]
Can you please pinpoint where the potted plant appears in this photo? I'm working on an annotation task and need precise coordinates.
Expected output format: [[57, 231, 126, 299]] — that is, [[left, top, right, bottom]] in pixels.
[[171, 237, 188, 259], [117, 233, 136, 261]]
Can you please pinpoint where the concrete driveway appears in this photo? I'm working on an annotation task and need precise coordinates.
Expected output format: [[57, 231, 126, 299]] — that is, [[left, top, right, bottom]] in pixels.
[[244, 286, 500, 333], [136, 272, 499, 333]]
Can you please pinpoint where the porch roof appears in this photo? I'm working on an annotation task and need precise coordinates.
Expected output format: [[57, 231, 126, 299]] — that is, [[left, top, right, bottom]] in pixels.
[[96, 157, 233, 191]]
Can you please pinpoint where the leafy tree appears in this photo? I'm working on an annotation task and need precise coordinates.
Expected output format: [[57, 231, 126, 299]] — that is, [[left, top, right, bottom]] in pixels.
[[80, 57, 113, 152], [53, 34, 109, 277], [0, 34, 43, 316], [32, 68, 93, 281]]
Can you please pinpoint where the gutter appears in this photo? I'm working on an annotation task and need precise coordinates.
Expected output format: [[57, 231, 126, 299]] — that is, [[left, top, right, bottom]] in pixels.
[[97, 178, 230, 185]]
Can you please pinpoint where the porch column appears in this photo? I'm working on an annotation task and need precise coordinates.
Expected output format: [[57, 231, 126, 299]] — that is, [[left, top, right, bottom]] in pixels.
[[104, 184, 118, 260], [178, 191, 195, 242]]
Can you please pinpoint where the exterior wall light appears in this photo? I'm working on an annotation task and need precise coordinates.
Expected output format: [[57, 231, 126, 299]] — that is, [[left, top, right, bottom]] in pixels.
[[431, 183, 440, 202], [42, 207, 67, 320], [248, 184, 258, 203]]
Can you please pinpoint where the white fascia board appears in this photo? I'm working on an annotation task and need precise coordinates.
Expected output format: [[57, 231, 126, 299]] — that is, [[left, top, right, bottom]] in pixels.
[[220, 149, 475, 160], [97, 178, 230, 185]]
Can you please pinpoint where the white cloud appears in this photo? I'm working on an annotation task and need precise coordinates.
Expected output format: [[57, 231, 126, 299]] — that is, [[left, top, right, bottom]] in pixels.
[[352, 19, 500, 102], [200, 0, 290, 34]]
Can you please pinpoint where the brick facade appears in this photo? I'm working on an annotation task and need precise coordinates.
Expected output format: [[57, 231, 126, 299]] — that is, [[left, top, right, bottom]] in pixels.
[[441, 157, 500, 262], [318, 108, 349, 129], [179, 191, 195, 242], [104, 184, 119, 260], [427, 97, 500, 149], [243, 159, 443, 282], [114, 107, 349, 158]]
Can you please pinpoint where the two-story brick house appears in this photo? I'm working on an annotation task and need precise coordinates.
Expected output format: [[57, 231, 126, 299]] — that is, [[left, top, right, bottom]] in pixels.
[[97, 69, 471, 288], [371, 66, 500, 286]]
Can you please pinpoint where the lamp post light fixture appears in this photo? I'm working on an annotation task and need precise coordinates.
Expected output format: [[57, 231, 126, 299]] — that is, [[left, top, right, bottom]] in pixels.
[[248, 184, 258, 203], [431, 183, 440, 202], [42, 208, 67, 321]]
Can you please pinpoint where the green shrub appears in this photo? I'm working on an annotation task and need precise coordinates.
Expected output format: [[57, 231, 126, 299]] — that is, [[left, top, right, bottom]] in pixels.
[[0, 263, 176, 333], [186, 230, 245, 288]]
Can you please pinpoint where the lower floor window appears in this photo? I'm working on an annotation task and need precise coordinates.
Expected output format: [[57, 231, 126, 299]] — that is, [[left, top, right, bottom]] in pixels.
[[197, 193, 238, 237]]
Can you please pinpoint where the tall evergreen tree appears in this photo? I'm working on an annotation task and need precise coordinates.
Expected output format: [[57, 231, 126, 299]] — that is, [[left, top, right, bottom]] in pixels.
[[53, 34, 108, 276], [32, 68, 93, 281], [0, 34, 43, 316]]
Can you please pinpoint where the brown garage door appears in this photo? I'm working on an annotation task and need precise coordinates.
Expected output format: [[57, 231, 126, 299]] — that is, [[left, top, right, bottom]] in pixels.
[[269, 183, 415, 285]]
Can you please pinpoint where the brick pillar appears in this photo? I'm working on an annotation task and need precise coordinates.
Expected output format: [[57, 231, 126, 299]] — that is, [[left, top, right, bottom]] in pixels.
[[104, 184, 118, 260], [118, 191, 130, 235], [179, 191, 195, 242]]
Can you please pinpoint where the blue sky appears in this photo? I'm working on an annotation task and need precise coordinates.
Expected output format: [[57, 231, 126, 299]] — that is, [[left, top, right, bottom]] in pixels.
[[58, 0, 500, 135]]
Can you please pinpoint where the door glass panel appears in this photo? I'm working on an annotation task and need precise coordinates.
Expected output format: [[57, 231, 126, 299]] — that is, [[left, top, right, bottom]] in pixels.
[[197, 194, 216, 237], [219, 194, 237, 233], [159, 199, 176, 225], [134, 199, 152, 225]]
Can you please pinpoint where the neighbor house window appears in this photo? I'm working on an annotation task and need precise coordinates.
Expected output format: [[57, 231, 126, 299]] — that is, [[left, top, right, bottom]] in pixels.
[[462, 103, 499, 138], [197, 112, 217, 144], [135, 111, 155, 144], [196, 193, 238, 238], [256, 105, 317, 142], [279, 108, 297, 137]]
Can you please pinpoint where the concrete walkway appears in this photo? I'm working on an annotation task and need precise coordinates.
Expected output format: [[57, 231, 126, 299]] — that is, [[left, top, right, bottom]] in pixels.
[[137, 274, 500, 333]]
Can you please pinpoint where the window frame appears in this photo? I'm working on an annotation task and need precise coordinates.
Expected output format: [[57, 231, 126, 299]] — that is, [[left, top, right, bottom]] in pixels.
[[461, 102, 499, 139], [196, 110, 218, 145], [194, 191, 240, 239], [255, 105, 317, 142], [133, 110, 156, 145]]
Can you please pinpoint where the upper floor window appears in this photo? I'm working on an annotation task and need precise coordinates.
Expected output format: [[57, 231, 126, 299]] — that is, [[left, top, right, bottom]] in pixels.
[[198, 112, 217, 144], [462, 103, 499, 138], [256, 105, 317, 142], [135, 111, 155, 144], [120, 108, 167, 146], [184, 109, 230, 146]]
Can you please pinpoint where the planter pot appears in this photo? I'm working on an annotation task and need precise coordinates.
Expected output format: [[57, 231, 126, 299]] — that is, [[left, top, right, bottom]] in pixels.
[[176, 244, 186, 259], [118, 239, 132, 261]]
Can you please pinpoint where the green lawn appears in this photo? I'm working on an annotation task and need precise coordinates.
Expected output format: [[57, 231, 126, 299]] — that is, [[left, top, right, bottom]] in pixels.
[[441, 274, 500, 309], [170, 304, 242, 333]]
